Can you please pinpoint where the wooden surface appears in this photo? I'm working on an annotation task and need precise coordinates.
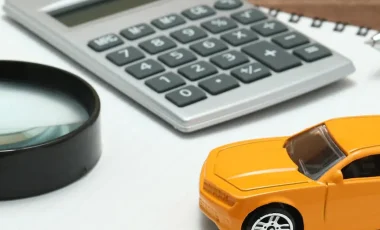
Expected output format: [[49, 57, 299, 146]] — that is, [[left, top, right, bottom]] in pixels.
[[249, 0, 380, 30]]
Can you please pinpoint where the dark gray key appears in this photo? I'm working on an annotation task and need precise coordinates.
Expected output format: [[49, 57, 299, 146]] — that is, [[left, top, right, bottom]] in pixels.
[[231, 8, 267, 25], [242, 41, 302, 72], [251, 20, 288, 36], [231, 62, 271, 83], [178, 61, 218, 81], [272, 32, 309, 49], [210, 51, 249, 70], [106, 47, 145, 66], [214, 0, 243, 10], [139, 36, 177, 54], [293, 44, 332, 62], [120, 23, 155, 40], [201, 17, 238, 34], [145, 72, 186, 93], [190, 38, 228, 57], [221, 28, 259, 46], [151, 13, 186, 30], [182, 5, 216, 20], [158, 48, 197, 68], [88, 33, 123, 52], [166, 86, 207, 107], [170, 26, 208, 44], [199, 74, 239, 95], [126, 59, 165, 79]]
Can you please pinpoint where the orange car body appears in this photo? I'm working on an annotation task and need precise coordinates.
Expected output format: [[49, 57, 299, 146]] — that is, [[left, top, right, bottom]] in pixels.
[[199, 115, 380, 230]]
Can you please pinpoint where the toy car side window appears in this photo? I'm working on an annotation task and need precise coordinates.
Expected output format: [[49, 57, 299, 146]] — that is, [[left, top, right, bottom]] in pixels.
[[342, 155, 380, 179]]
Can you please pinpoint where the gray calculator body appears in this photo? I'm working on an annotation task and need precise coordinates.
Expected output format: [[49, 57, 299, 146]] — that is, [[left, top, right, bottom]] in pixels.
[[4, 0, 355, 133]]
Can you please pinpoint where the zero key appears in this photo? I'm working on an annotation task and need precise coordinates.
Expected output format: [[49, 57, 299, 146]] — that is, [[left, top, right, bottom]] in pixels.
[[166, 86, 207, 107]]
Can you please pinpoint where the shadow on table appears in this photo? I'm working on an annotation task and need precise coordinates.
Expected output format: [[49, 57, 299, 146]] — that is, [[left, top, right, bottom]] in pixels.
[[200, 214, 219, 230], [2, 15, 357, 140]]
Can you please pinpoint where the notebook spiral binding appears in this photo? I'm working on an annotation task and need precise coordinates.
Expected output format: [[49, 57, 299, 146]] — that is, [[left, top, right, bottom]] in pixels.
[[258, 7, 374, 37]]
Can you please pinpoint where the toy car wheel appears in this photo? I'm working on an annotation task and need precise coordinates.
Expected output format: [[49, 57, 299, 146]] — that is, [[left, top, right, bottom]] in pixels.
[[244, 207, 296, 230]]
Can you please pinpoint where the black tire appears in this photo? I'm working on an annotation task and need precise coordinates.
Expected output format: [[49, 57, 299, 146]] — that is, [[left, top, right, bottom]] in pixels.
[[243, 207, 297, 230]]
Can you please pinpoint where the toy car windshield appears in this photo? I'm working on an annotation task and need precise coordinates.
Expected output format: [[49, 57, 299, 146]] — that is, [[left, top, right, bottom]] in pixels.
[[285, 124, 346, 180]]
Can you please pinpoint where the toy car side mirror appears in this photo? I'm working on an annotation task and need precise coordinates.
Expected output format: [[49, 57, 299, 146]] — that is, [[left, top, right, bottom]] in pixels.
[[328, 170, 343, 184]]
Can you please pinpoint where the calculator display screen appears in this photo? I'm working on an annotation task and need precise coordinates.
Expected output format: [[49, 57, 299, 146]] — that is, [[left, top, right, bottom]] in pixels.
[[50, 0, 158, 27]]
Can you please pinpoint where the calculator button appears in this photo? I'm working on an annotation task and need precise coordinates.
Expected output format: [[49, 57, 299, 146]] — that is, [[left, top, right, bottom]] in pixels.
[[221, 29, 259, 46], [242, 41, 302, 72], [178, 61, 218, 81], [145, 72, 186, 93], [201, 17, 238, 34], [182, 5, 216, 20], [88, 33, 123, 52], [158, 48, 197, 68], [231, 8, 267, 24], [199, 74, 239, 95], [139, 36, 177, 54], [190, 38, 228, 57], [293, 44, 332, 62], [210, 51, 249, 70], [151, 14, 186, 30], [126, 59, 165, 79], [170, 26, 208, 44], [166, 86, 207, 107], [120, 23, 155, 40], [214, 0, 243, 10], [272, 32, 309, 49], [231, 63, 272, 83], [106, 47, 145, 66], [251, 20, 288, 36]]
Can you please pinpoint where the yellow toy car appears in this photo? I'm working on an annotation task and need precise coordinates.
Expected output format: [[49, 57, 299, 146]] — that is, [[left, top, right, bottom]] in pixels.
[[199, 115, 380, 230]]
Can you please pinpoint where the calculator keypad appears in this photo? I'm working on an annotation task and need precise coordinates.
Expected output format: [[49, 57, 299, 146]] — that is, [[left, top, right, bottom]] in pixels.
[[242, 41, 302, 72], [88, 2, 334, 108], [139, 36, 177, 54], [272, 32, 309, 49], [88, 34, 123, 52], [214, 0, 243, 10], [158, 48, 197, 67], [106, 47, 145, 66], [210, 51, 249, 70], [251, 20, 288, 36], [231, 8, 267, 24], [120, 23, 155, 40], [178, 61, 218, 81], [170, 26, 208, 44], [126, 59, 165, 79], [231, 63, 272, 83], [145, 72, 186, 93], [199, 74, 240, 95], [182, 5, 216, 20], [151, 14, 186, 30], [293, 44, 332, 62], [190, 38, 228, 57], [221, 28, 259, 46], [166, 86, 207, 107], [201, 17, 238, 34]]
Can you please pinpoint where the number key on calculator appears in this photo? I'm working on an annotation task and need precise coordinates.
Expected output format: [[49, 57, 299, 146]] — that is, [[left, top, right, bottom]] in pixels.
[[13, 0, 355, 132]]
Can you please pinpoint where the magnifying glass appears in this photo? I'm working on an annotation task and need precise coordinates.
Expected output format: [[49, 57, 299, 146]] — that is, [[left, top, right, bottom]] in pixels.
[[0, 60, 101, 200]]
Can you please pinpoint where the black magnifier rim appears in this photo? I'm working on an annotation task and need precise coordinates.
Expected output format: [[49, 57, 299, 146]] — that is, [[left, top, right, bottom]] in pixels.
[[0, 60, 101, 200]]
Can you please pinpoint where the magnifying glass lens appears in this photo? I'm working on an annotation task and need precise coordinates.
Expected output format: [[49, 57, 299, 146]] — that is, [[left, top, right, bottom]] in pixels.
[[0, 80, 89, 150]]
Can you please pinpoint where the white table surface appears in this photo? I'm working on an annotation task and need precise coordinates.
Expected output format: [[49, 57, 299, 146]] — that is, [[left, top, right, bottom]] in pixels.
[[1, 1, 380, 230]]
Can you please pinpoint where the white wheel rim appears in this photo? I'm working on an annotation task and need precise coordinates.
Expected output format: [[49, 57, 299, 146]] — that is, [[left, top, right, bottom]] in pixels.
[[251, 213, 294, 230]]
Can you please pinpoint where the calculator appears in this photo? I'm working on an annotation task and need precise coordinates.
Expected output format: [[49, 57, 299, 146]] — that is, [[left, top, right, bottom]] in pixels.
[[4, 0, 356, 133]]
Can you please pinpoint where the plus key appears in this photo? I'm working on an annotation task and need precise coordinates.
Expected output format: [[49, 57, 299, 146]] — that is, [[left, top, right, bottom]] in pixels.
[[242, 41, 302, 72]]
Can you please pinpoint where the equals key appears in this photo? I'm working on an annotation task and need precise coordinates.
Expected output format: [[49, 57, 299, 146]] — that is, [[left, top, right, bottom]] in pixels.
[[231, 63, 272, 83]]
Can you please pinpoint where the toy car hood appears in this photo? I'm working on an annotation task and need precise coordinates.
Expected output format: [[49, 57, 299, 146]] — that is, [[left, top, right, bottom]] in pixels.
[[213, 137, 309, 191]]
